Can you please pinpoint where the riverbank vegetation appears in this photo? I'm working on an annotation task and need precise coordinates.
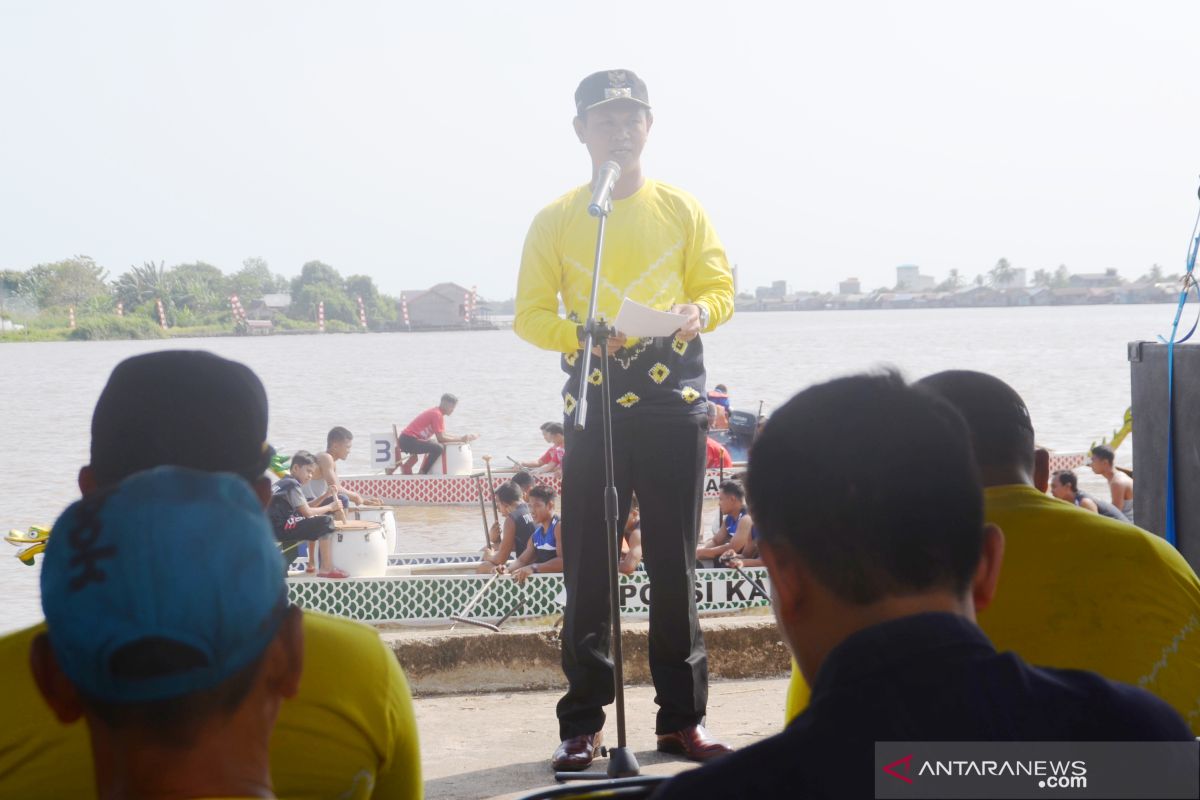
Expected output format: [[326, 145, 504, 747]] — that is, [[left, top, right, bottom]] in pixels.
[[1, 256, 397, 341]]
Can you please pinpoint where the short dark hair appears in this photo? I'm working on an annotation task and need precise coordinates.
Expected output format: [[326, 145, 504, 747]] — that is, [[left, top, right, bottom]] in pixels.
[[747, 371, 984, 605], [290, 451, 315, 468], [916, 370, 1035, 475], [543, 422, 564, 436], [511, 470, 534, 490], [715, 383, 728, 393], [440, 393, 458, 406], [529, 485, 557, 505], [1055, 469, 1079, 491], [718, 480, 744, 500], [495, 481, 521, 505], [1091, 445, 1114, 464], [327, 426, 353, 447]]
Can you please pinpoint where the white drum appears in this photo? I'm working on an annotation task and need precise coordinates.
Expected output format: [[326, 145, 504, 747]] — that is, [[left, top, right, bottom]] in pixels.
[[329, 520, 388, 577], [351, 506, 397, 553], [442, 443, 474, 475]]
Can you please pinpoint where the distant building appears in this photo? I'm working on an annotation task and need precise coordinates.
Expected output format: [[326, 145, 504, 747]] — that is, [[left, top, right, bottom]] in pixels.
[[896, 265, 935, 291], [838, 278, 861, 295], [261, 293, 292, 309], [755, 280, 789, 300], [401, 282, 490, 329], [1069, 270, 1123, 289]]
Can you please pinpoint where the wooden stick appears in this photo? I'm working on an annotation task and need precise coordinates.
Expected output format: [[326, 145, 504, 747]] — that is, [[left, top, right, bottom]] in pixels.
[[475, 477, 492, 550], [450, 597, 525, 633], [482, 455, 500, 527]]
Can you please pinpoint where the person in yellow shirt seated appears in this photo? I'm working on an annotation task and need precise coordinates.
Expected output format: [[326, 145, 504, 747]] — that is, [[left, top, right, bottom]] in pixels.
[[32, 468, 305, 800], [0, 351, 421, 799], [782, 369, 1200, 735]]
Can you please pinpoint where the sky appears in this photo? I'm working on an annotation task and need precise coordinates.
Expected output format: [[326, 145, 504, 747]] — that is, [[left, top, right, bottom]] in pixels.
[[2, 0, 1198, 300]]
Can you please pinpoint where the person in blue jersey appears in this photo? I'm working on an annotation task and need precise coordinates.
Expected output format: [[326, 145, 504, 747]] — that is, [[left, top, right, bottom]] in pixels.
[[653, 371, 1192, 800], [508, 485, 564, 582], [697, 480, 747, 564]]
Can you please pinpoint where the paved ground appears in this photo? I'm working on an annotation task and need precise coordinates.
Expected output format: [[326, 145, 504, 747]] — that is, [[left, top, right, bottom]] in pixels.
[[414, 676, 789, 799]]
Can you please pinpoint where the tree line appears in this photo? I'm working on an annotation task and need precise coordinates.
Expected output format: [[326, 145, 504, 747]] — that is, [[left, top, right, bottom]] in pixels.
[[0, 256, 400, 337]]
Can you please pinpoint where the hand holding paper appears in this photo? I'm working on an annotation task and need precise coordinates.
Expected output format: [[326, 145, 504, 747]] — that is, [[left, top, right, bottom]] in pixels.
[[613, 298, 689, 338]]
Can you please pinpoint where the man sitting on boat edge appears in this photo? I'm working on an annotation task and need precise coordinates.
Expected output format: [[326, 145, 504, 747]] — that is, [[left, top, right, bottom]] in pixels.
[[397, 393, 479, 474]]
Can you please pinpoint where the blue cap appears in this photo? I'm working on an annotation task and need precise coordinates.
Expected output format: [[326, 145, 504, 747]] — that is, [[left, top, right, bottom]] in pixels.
[[41, 467, 288, 705]]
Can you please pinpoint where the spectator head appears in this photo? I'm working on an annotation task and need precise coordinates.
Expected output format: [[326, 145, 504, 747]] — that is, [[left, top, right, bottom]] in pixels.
[[747, 371, 1003, 684], [511, 470, 535, 495], [529, 484, 557, 523], [326, 427, 353, 458], [83, 351, 273, 503], [1050, 470, 1079, 501], [440, 393, 458, 414], [1089, 445, 1115, 475], [495, 481, 521, 509], [32, 468, 302, 781], [543, 422, 565, 441], [916, 370, 1035, 487], [718, 479, 745, 516], [289, 451, 317, 482]]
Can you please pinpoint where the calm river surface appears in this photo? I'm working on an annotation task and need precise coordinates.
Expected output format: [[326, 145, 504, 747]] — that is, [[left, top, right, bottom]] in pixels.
[[0, 304, 1173, 633]]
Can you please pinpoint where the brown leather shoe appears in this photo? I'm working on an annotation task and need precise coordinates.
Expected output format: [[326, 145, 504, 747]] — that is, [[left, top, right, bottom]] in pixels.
[[551, 731, 604, 771], [656, 724, 733, 762]]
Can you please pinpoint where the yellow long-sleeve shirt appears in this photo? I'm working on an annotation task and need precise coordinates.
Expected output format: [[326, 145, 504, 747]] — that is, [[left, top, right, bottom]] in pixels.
[[515, 178, 734, 417]]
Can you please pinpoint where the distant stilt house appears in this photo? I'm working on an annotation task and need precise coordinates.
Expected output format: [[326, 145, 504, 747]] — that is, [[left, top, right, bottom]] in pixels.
[[399, 282, 494, 330]]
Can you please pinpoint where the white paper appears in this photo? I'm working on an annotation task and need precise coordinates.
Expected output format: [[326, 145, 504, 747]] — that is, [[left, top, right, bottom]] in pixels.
[[612, 297, 688, 338]]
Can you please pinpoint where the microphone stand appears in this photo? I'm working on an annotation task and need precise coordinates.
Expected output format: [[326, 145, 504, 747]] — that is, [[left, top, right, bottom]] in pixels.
[[555, 190, 640, 782]]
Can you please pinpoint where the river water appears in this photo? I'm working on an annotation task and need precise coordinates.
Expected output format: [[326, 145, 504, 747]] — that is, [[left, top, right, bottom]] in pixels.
[[0, 304, 1172, 634]]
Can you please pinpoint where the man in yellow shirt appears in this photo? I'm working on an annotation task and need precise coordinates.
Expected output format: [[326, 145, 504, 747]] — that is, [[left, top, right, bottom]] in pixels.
[[782, 369, 1200, 735], [32, 467, 305, 800], [515, 69, 735, 771], [0, 351, 422, 799]]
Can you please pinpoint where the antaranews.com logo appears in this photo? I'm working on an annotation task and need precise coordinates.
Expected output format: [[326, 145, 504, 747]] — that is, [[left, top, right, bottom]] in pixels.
[[882, 754, 1087, 790], [874, 742, 1198, 799]]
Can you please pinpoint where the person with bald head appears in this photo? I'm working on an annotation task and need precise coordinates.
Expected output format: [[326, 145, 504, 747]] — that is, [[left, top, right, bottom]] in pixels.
[[782, 369, 1200, 736]]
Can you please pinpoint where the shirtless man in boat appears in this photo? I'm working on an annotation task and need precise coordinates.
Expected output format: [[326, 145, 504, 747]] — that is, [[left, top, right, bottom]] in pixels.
[[1088, 444, 1134, 522], [311, 426, 380, 508], [398, 394, 479, 474]]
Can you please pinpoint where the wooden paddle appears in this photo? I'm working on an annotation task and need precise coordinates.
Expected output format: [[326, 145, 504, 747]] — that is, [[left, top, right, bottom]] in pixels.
[[482, 455, 500, 527], [449, 571, 501, 631], [475, 477, 493, 550]]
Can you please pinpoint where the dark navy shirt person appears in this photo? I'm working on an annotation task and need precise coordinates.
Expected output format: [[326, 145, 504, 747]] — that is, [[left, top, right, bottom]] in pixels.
[[653, 372, 1193, 800]]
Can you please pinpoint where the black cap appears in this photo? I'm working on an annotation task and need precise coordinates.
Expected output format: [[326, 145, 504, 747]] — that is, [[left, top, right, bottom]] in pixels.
[[574, 70, 651, 116], [90, 351, 271, 487]]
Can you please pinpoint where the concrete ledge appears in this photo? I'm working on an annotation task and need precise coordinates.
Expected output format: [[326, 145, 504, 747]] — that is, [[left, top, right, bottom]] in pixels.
[[380, 614, 792, 697]]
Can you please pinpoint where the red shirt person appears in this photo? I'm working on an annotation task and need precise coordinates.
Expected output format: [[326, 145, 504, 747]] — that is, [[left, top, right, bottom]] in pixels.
[[706, 436, 732, 468], [397, 393, 478, 474], [521, 422, 567, 474]]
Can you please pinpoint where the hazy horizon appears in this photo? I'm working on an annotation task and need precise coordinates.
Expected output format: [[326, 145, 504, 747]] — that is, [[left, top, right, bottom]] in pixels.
[[3, 1, 1198, 301]]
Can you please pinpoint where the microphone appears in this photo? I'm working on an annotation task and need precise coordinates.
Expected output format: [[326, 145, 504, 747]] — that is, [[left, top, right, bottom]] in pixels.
[[588, 161, 622, 217]]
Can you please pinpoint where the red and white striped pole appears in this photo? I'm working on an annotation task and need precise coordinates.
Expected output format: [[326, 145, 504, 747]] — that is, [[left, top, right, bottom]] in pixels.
[[357, 296, 367, 330], [68, 306, 76, 329], [469, 285, 478, 322], [463, 291, 471, 324], [156, 298, 167, 329], [400, 293, 411, 330], [116, 301, 124, 317], [318, 301, 325, 333]]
